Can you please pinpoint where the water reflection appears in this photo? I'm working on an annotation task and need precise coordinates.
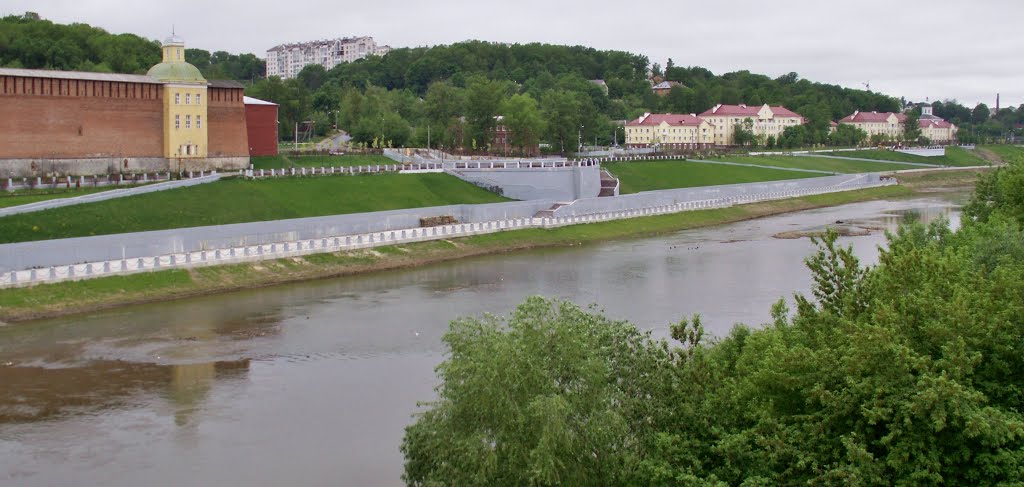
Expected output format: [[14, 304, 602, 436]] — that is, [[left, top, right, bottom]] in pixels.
[[0, 359, 250, 426]]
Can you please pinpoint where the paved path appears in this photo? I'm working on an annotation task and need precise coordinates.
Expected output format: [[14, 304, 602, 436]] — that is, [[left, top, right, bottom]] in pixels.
[[685, 159, 838, 175], [791, 153, 941, 168], [0, 174, 222, 218]]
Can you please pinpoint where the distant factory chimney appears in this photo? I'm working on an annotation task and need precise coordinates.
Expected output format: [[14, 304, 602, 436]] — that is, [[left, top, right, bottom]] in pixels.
[[996, 93, 1000, 112]]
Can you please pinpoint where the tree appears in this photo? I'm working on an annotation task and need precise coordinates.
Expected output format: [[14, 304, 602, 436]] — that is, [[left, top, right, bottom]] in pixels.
[[499, 94, 546, 156], [972, 103, 990, 124], [464, 76, 508, 150], [903, 107, 922, 144], [778, 124, 808, 148], [829, 123, 868, 147], [402, 297, 672, 486], [733, 118, 755, 146], [541, 90, 581, 154]]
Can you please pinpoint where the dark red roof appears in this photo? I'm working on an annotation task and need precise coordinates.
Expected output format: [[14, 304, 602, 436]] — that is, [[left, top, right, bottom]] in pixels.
[[626, 113, 706, 127], [919, 119, 953, 129], [699, 104, 802, 118], [839, 111, 907, 123]]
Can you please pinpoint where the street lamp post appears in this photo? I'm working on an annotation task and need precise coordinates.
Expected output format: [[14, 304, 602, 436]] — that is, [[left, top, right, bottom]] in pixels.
[[578, 125, 584, 154]]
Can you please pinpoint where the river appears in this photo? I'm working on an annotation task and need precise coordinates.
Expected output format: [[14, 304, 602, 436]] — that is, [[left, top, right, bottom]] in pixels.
[[0, 196, 961, 486]]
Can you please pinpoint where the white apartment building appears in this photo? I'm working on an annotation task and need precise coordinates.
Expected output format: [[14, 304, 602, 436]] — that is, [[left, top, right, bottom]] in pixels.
[[265, 36, 391, 79]]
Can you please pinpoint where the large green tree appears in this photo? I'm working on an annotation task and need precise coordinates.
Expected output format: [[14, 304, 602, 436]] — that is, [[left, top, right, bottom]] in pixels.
[[499, 94, 546, 155]]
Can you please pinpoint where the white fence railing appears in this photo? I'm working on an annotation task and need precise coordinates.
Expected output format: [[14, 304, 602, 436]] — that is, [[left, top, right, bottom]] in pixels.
[[0, 177, 896, 289]]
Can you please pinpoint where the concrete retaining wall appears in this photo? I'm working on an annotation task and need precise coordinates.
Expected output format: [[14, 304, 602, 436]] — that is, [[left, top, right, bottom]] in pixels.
[[449, 164, 601, 201]]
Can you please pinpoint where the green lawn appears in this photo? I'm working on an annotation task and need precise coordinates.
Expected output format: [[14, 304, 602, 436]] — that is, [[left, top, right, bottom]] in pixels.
[[822, 147, 988, 167], [0, 187, 121, 209], [605, 160, 818, 194], [0, 173, 508, 244], [979, 145, 1024, 163], [716, 155, 921, 173], [251, 154, 395, 169]]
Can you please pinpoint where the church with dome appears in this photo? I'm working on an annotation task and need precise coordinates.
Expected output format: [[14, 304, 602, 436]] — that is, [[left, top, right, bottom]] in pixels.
[[0, 34, 260, 177]]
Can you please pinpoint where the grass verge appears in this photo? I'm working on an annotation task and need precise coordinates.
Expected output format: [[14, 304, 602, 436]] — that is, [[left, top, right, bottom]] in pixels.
[[709, 155, 921, 173], [0, 182, 931, 323], [821, 147, 988, 166], [606, 160, 818, 194], [0, 187, 121, 209], [0, 174, 508, 244]]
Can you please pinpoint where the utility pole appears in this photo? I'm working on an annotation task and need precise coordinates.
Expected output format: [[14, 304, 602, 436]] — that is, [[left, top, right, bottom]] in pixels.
[[578, 125, 584, 154], [294, 122, 298, 151]]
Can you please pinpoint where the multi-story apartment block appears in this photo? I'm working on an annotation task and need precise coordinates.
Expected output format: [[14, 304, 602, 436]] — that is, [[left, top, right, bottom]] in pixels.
[[265, 36, 390, 79], [625, 113, 716, 148], [698, 104, 804, 145], [838, 111, 907, 140]]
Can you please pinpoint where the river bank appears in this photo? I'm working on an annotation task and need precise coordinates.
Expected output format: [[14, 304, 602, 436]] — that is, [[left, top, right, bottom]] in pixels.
[[0, 169, 981, 323]]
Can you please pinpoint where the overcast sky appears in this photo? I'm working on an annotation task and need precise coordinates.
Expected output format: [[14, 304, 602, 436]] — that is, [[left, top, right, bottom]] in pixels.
[[6, 0, 1021, 109]]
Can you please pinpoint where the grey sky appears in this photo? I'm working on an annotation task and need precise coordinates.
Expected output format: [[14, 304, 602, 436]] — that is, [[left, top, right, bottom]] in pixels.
[[6, 0, 1021, 109]]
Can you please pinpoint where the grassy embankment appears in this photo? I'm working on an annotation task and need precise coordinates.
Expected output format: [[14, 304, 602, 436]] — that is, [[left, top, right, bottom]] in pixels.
[[0, 174, 508, 244], [251, 154, 395, 169], [606, 160, 819, 194], [698, 155, 922, 174], [821, 146, 988, 166]]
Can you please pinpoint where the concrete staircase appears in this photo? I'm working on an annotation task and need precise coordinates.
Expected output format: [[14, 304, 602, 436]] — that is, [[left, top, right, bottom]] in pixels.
[[533, 202, 571, 218], [599, 169, 620, 197]]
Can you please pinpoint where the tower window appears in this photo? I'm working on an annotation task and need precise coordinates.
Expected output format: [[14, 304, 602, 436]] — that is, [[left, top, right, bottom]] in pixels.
[[175, 114, 180, 129], [195, 94, 201, 105], [185, 115, 191, 129], [175, 93, 180, 105], [196, 115, 202, 129], [177, 49, 182, 60], [186, 94, 191, 105]]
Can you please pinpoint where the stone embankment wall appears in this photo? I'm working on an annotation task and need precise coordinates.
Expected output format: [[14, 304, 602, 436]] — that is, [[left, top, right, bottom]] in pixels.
[[0, 173, 896, 288]]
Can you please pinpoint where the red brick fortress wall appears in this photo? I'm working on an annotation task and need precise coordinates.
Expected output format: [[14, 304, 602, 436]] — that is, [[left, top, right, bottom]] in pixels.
[[207, 87, 249, 158], [245, 104, 278, 156], [0, 75, 163, 159]]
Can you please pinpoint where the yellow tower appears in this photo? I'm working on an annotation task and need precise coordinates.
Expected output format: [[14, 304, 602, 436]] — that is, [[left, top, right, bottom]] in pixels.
[[148, 33, 208, 162]]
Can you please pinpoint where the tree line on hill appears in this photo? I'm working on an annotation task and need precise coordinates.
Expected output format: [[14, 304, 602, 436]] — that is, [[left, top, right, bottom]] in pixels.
[[402, 149, 1024, 485], [0, 13, 263, 83], [3, 13, 1020, 152]]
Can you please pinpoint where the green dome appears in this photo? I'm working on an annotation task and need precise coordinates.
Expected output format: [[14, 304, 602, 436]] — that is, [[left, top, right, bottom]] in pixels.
[[147, 61, 206, 83]]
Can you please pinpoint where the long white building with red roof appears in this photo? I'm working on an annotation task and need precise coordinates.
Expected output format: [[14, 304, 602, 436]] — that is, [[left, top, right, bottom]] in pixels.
[[624, 103, 806, 148], [698, 104, 805, 146], [839, 105, 957, 143], [624, 113, 715, 148]]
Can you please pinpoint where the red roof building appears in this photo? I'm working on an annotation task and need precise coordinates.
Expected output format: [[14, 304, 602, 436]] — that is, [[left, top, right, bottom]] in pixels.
[[698, 104, 805, 145], [624, 113, 715, 148]]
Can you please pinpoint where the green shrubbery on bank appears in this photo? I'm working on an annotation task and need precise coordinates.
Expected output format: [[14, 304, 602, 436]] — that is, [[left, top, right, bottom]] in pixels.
[[400, 160, 1024, 484]]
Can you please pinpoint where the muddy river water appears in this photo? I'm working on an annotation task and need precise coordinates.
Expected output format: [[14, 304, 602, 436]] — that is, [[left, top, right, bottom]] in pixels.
[[0, 196, 961, 486]]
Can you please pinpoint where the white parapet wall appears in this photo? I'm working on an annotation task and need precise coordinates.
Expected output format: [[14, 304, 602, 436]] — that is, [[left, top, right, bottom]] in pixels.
[[0, 174, 897, 289]]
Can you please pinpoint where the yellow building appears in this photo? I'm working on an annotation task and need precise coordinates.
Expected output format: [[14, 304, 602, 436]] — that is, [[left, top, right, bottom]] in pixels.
[[920, 120, 957, 143], [624, 113, 715, 148], [148, 34, 209, 159], [699, 104, 805, 146], [838, 111, 906, 140]]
